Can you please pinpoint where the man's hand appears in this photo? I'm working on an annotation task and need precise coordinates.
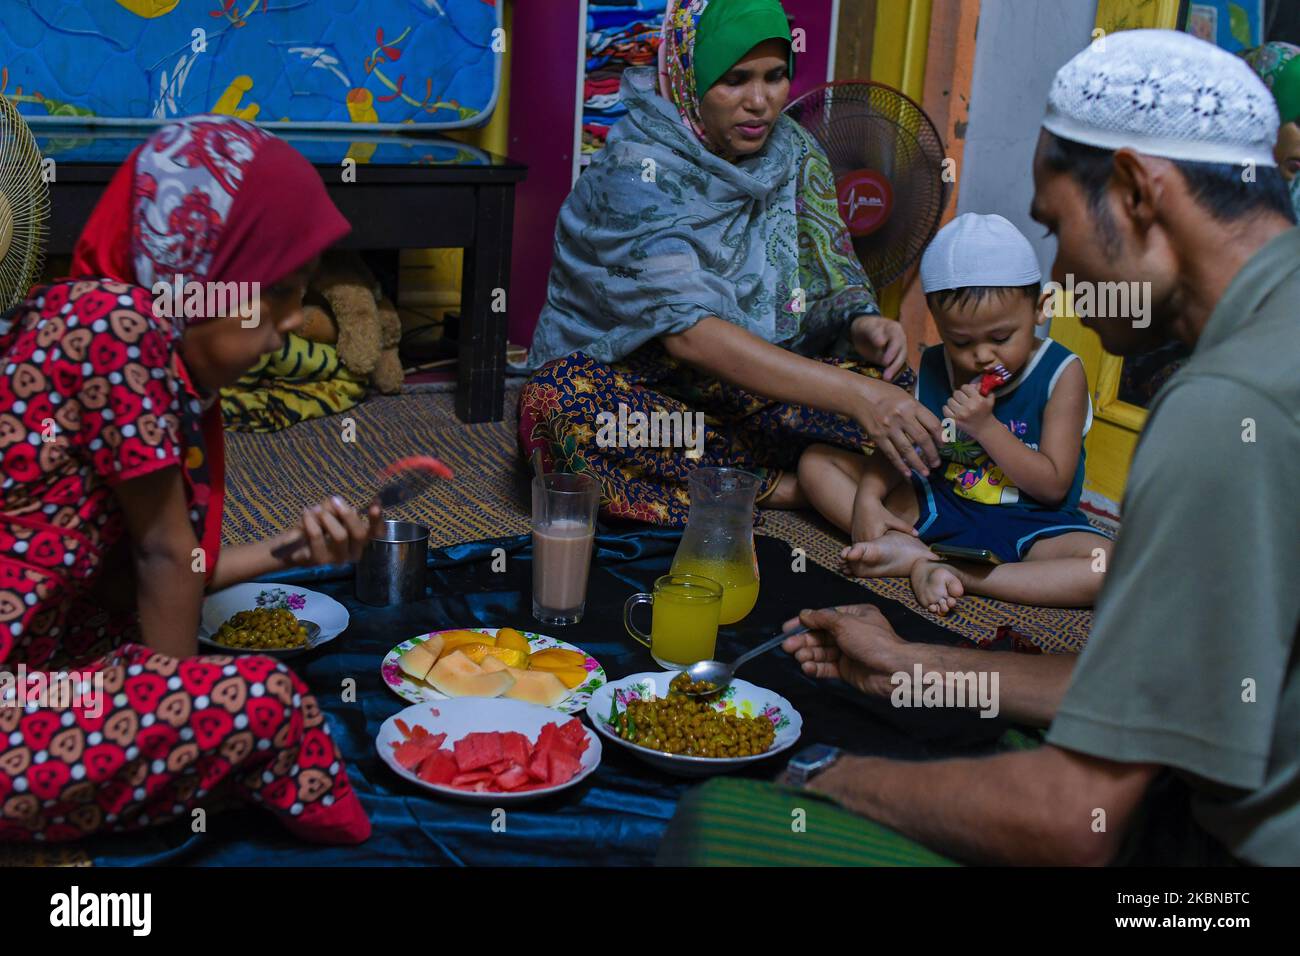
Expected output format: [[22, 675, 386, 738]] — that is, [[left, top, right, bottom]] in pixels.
[[943, 382, 997, 439], [781, 604, 909, 698], [850, 315, 907, 382]]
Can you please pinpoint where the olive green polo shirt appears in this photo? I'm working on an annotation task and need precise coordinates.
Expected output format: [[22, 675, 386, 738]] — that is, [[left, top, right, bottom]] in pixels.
[[1047, 226, 1300, 866]]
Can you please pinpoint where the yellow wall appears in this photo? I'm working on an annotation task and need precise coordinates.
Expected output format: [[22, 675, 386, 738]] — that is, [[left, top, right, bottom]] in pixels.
[[871, 0, 933, 98], [871, 0, 933, 322]]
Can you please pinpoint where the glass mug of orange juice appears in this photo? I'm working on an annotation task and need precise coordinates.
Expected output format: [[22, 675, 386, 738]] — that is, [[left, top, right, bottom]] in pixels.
[[623, 573, 723, 669]]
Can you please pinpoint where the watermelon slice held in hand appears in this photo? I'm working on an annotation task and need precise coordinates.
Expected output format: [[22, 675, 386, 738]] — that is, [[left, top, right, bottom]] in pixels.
[[978, 364, 1010, 396]]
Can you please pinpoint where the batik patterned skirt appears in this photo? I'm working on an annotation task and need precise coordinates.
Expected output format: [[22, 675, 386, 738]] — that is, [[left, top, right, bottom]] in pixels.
[[518, 344, 913, 527]]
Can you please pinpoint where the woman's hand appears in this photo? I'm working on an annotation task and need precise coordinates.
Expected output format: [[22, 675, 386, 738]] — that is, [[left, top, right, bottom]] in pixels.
[[272, 497, 382, 568], [780, 604, 909, 698], [660, 317, 939, 473], [850, 315, 907, 382], [852, 378, 944, 477]]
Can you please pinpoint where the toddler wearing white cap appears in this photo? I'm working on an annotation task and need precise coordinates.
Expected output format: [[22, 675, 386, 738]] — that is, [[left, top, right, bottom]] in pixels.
[[799, 213, 1112, 615]]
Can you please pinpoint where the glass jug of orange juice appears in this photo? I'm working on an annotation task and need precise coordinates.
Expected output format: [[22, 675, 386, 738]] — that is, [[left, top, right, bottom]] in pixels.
[[670, 467, 760, 625]]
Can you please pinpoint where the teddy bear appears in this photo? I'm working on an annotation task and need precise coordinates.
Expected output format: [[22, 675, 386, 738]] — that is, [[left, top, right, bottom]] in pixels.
[[297, 251, 404, 394]]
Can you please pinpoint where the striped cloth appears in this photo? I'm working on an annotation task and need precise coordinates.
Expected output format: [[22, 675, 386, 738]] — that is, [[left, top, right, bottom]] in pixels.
[[657, 778, 958, 866], [221, 333, 368, 433], [657, 730, 1042, 866]]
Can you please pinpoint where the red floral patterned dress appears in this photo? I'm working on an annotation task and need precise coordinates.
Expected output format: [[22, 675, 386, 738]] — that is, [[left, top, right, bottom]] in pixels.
[[0, 281, 367, 844], [0, 115, 368, 845]]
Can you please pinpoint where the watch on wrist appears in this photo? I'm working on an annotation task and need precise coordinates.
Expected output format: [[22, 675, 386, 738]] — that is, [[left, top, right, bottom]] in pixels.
[[782, 743, 843, 788]]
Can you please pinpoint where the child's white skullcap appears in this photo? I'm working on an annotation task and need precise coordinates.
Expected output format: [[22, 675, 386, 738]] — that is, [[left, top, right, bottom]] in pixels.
[[1043, 29, 1278, 166], [920, 213, 1041, 294]]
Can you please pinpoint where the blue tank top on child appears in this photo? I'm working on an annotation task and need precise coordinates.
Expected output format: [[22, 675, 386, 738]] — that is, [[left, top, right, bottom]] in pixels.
[[915, 338, 1091, 511]]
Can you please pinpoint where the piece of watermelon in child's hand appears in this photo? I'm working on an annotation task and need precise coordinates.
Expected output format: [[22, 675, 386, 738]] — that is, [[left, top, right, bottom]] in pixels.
[[978, 363, 1010, 396]]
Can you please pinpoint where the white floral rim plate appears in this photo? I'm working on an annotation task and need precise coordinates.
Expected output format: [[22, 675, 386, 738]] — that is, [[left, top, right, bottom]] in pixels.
[[376, 699, 602, 804], [586, 671, 803, 777], [381, 627, 606, 715], [199, 583, 349, 658]]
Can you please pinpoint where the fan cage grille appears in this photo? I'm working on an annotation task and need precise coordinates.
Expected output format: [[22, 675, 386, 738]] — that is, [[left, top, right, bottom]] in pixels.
[[0, 95, 51, 314], [785, 81, 949, 289]]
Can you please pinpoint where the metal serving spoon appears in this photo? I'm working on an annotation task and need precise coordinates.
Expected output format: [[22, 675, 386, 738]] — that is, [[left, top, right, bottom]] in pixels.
[[680, 626, 808, 697]]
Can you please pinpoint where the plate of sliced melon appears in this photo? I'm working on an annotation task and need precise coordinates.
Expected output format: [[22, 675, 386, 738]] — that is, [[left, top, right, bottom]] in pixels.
[[381, 627, 606, 715]]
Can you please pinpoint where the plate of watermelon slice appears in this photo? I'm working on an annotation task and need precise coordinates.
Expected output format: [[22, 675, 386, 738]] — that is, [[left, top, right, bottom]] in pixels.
[[378, 699, 602, 802]]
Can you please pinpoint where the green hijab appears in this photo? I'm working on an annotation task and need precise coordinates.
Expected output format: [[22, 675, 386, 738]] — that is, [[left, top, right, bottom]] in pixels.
[[1243, 41, 1300, 125], [660, 0, 795, 152]]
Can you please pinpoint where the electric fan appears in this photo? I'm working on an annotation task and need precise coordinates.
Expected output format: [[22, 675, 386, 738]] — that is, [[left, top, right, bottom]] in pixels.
[[0, 94, 50, 314], [785, 81, 949, 289]]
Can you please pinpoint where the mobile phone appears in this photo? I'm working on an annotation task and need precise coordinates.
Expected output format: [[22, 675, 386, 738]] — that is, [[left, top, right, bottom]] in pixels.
[[930, 544, 1003, 565]]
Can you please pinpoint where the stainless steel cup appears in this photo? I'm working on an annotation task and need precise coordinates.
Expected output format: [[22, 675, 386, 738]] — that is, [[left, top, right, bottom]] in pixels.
[[355, 520, 429, 606]]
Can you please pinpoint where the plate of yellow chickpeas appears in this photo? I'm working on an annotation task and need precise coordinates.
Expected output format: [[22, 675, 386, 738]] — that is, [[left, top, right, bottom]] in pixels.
[[586, 671, 802, 777], [199, 583, 348, 658]]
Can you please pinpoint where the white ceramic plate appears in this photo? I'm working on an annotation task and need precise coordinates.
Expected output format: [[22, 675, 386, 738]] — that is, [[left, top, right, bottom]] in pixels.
[[586, 671, 803, 777], [199, 583, 349, 658], [381, 627, 606, 715], [376, 699, 601, 803]]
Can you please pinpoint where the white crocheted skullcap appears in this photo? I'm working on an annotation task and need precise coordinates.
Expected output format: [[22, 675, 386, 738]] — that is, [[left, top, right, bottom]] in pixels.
[[920, 213, 1041, 294], [1043, 29, 1279, 166]]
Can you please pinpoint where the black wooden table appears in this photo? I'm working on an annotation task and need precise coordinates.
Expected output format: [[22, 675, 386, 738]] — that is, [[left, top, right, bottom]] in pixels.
[[33, 126, 527, 423]]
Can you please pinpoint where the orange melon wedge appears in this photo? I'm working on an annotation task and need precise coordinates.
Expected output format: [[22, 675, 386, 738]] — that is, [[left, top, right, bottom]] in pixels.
[[426, 650, 515, 698], [481, 659, 569, 707], [504, 669, 569, 707], [437, 631, 496, 660], [392, 642, 439, 681], [539, 665, 589, 689], [495, 627, 532, 656], [528, 648, 587, 670], [459, 643, 529, 670]]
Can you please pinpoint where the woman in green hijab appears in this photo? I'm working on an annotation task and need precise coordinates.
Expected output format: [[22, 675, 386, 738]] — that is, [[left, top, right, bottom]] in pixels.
[[1243, 41, 1300, 216], [519, 0, 943, 527]]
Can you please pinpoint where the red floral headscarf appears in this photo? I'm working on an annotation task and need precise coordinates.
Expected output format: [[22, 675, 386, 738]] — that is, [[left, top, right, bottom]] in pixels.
[[73, 114, 350, 332], [67, 115, 351, 569]]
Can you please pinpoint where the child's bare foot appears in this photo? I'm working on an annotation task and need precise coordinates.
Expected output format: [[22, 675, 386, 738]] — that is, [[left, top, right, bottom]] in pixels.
[[911, 560, 964, 616], [841, 531, 933, 577]]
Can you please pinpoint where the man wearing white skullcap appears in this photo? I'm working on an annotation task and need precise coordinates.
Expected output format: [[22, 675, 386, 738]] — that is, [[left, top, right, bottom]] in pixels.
[[667, 30, 1299, 867]]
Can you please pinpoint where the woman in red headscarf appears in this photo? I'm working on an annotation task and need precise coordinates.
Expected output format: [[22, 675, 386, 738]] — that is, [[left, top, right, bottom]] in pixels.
[[0, 116, 372, 843]]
